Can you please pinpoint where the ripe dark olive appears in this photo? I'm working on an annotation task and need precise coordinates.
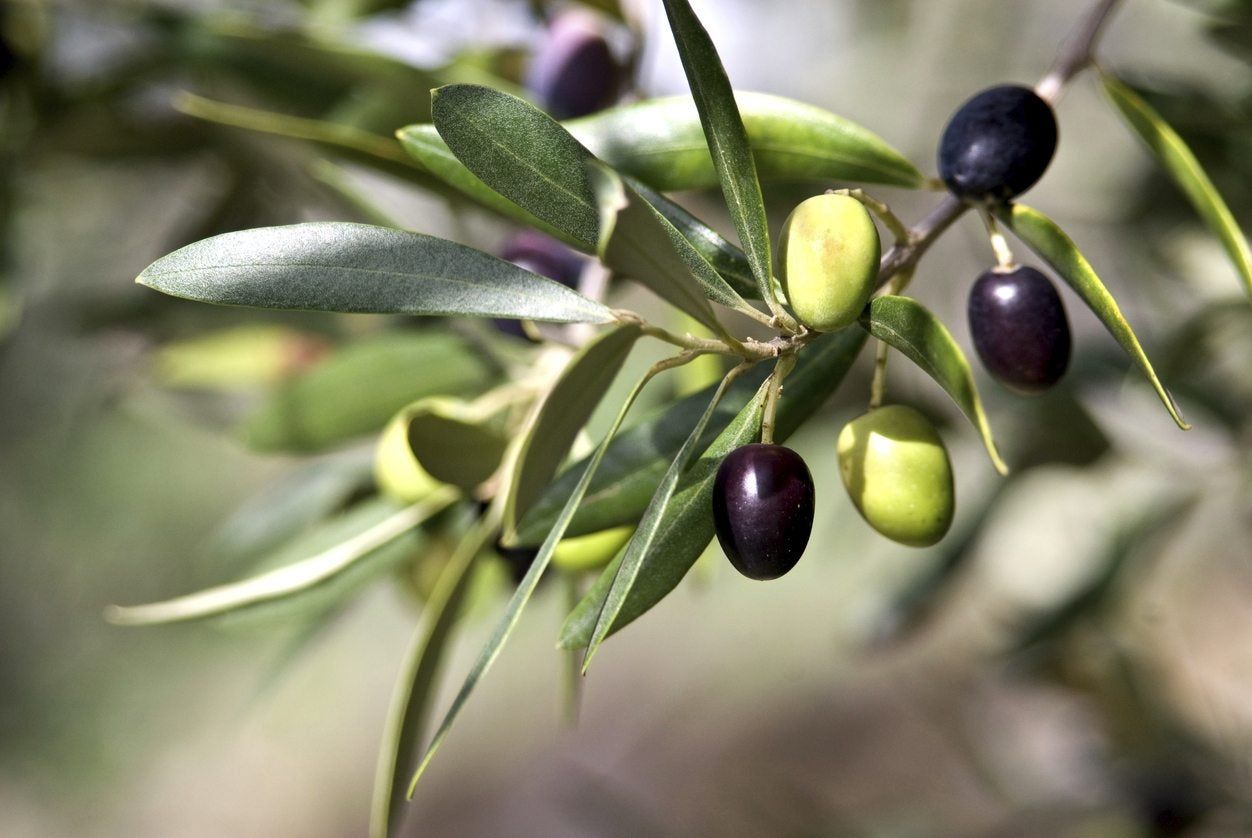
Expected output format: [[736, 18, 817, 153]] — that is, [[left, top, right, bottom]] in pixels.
[[495, 231, 586, 339], [712, 444, 814, 580], [968, 266, 1071, 394], [938, 84, 1057, 202], [526, 10, 623, 120]]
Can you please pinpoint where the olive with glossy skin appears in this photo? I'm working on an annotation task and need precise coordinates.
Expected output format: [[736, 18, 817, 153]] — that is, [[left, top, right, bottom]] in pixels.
[[938, 84, 1057, 202], [526, 9, 622, 120], [837, 406, 954, 547], [778, 194, 881, 332], [374, 413, 440, 504], [968, 265, 1071, 394], [712, 444, 815, 580]]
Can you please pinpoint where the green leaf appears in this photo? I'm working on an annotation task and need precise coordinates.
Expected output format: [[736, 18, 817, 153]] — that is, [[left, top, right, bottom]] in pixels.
[[105, 491, 457, 627], [559, 327, 868, 649], [658, 0, 777, 307], [371, 512, 492, 838], [582, 365, 745, 671], [408, 362, 670, 792], [503, 324, 643, 540], [403, 399, 509, 491], [860, 295, 1009, 475], [567, 92, 925, 191], [514, 368, 770, 545], [589, 163, 750, 331], [242, 331, 494, 453], [396, 125, 583, 248], [1101, 73, 1252, 298], [138, 223, 615, 324], [998, 203, 1190, 430], [432, 84, 601, 251]]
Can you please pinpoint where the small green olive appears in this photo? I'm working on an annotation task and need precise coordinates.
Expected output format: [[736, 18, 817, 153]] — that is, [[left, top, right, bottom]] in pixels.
[[374, 412, 440, 504], [551, 525, 633, 572], [836, 405, 954, 547], [778, 193, 881, 332]]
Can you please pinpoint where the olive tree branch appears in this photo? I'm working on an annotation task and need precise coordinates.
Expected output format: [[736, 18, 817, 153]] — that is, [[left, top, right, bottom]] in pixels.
[[874, 0, 1124, 292]]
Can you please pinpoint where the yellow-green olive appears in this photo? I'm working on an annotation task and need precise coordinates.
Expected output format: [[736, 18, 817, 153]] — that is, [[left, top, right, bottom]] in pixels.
[[836, 405, 954, 547], [778, 194, 881, 332], [374, 412, 440, 504], [551, 525, 633, 572]]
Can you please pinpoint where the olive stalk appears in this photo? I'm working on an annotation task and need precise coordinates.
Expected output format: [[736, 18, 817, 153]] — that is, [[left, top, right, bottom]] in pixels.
[[867, 268, 913, 410], [980, 209, 1018, 271], [760, 353, 797, 445], [831, 187, 910, 245]]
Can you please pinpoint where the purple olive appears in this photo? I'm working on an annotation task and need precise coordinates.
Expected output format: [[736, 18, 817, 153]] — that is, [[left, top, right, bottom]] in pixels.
[[526, 9, 623, 120], [938, 84, 1058, 202], [712, 444, 814, 580], [968, 265, 1071, 394]]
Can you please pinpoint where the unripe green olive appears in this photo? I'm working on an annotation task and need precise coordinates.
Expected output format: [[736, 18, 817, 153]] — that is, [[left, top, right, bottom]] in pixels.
[[836, 405, 954, 547], [551, 525, 633, 572], [778, 194, 881, 332], [374, 412, 440, 504]]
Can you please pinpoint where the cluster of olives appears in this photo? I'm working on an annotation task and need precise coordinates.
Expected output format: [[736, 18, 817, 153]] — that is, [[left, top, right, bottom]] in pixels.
[[713, 84, 1075, 580]]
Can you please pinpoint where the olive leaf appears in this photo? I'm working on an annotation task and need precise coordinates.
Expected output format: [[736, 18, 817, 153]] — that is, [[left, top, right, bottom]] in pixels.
[[137, 222, 616, 323], [860, 295, 1009, 475], [407, 361, 677, 793], [431, 84, 602, 251], [567, 92, 925, 191], [589, 162, 758, 332], [242, 331, 494, 453], [581, 364, 747, 672], [658, 0, 777, 310], [404, 398, 510, 491], [503, 324, 643, 541], [560, 327, 868, 649], [1101, 73, 1252, 298], [998, 203, 1190, 430], [105, 491, 457, 627], [372, 512, 492, 838]]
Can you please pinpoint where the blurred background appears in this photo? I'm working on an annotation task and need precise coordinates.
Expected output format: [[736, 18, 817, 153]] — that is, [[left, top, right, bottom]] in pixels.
[[2, 0, 1251, 835]]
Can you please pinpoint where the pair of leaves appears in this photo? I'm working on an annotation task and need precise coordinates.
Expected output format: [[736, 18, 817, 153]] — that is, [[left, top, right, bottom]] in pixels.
[[1101, 73, 1252, 298]]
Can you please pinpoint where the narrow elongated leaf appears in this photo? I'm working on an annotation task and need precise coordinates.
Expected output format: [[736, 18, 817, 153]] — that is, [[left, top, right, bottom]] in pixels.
[[861, 296, 1009, 475], [105, 491, 456, 626], [582, 365, 745, 671], [567, 92, 925, 191], [503, 324, 642, 539], [514, 368, 771, 544], [590, 163, 750, 331], [1101, 74, 1252, 297], [372, 513, 492, 838], [396, 122, 760, 298], [560, 328, 868, 648], [998, 203, 1190, 430], [432, 84, 601, 251], [408, 361, 672, 792], [659, 0, 775, 306], [396, 125, 583, 247], [404, 398, 509, 490], [243, 331, 493, 452], [138, 222, 615, 324]]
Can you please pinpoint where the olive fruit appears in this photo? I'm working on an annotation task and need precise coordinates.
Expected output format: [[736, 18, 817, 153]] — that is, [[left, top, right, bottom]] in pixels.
[[778, 194, 881, 332], [837, 406, 954, 547], [552, 525, 633, 572], [968, 265, 1071, 394], [526, 9, 623, 120], [938, 84, 1057, 202], [712, 444, 815, 580], [374, 413, 440, 504]]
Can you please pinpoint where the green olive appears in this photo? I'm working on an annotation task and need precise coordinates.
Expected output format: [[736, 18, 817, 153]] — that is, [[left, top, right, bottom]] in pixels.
[[836, 405, 954, 547], [778, 194, 881, 332], [551, 525, 633, 572], [374, 412, 440, 504]]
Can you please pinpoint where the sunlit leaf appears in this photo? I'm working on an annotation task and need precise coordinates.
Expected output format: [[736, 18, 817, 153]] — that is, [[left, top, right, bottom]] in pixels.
[[403, 398, 510, 491], [1101, 73, 1252, 298], [560, 327, 868, 648], [861, 295, 1009, 475], [138, 222, 615, 324], [998, 203, 1190, 430], [568, 92, 925, 191]]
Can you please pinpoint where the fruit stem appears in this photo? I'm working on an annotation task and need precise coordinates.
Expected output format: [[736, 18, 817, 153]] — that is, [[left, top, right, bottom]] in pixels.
[[832, 188, 909, 245], [1036, 0, 1123, 104], [980, 209, 1017, 271], [869, 269, 912, 410], [760, 353, 797, 445]]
